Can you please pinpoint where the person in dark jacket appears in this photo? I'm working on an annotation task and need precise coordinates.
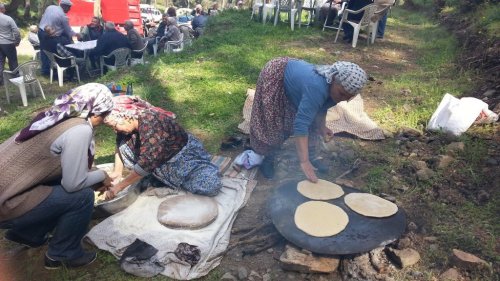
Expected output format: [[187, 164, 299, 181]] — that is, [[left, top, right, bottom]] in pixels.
[[43, 26, 77, 80], [147, 13, 168, 54], [80, 17, 104, 42], [89, 21, 130, 67], [191, 5, 208, 38], [124, 20, 145, 59]]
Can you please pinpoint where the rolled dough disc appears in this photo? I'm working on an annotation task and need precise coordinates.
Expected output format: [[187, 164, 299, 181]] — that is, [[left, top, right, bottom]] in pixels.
[[157, 194, 219, 229], [344, 193, 398, 218], [297, 179, 344, 200], [294, 201, 349, 237]]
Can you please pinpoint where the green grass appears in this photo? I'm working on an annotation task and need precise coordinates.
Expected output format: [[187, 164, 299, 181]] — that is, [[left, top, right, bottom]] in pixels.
[[370, 8, 474, 131], [1, 7, 498, 280]]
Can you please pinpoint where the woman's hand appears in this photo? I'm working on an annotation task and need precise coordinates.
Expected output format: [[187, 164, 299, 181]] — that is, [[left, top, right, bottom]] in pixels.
[[320, 126, 334, 142], [300, 161, 318, 183], [107, 171, 122, 185], [105, 185, 120, 200], [102, 173, 113, 188]]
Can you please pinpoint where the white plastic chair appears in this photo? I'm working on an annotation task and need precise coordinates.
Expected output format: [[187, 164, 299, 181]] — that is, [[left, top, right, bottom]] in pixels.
[[100, 48, 131, 76], [322, 1, 347, 31], [263, 0, 277, 24], [43, 50, 81, 87], [334, 3, 378, 48], [130, 41, 148, 66], [298, 0, 319, 27], [3, 60, 45, 107], [164, 33, 185, 53], [251, 0, 264, 20], [274, 0, 300, 30]]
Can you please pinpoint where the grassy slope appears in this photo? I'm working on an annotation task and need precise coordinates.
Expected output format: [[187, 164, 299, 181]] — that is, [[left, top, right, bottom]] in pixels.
[[0, 7, 497, 280]]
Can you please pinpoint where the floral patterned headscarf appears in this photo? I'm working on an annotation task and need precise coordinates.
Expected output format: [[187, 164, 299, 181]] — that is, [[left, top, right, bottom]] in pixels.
[[16, 83, 114, 142], [103, 95, 176, 127], [314, 61, 368, 95]]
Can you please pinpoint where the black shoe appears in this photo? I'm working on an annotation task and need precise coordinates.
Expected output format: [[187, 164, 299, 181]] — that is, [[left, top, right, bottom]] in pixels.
[[259, 157, 275, 179], [5, 231, 48, 248], [44, 252, 97, 270], [311, 158, 329, 174]]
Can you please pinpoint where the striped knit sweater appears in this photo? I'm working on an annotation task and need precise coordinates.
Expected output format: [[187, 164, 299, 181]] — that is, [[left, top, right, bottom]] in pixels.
[[0, 118, 87, 222]]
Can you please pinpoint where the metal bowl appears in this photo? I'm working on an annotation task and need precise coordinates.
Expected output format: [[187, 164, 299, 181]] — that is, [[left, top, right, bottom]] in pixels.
[[93, 163, 140, 217]]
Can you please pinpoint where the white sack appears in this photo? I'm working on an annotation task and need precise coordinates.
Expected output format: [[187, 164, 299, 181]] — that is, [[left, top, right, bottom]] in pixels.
[[427, 93, 498, 136]]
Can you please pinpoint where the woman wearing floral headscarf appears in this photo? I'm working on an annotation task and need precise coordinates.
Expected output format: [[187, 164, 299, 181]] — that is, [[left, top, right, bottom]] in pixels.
[[103, 95, 221, 200], [0, 83, 114, 270], [250, 57, 368, 181]]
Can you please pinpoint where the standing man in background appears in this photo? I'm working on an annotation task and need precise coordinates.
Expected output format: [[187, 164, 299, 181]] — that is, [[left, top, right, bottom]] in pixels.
[[38, 0, 80, 76], [0, 4, 20, 85]]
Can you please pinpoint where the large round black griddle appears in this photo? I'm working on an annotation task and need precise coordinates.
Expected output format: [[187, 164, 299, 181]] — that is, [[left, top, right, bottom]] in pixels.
[[268, 180, 406, 255]]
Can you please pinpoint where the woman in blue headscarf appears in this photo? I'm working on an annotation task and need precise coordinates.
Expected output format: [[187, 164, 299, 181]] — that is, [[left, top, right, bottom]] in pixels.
[[250, 58, 368, 181]]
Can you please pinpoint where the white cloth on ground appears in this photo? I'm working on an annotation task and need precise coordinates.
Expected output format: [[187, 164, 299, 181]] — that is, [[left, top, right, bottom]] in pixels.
[[86, 177, 256, 280], [325, 94, 385, 140]]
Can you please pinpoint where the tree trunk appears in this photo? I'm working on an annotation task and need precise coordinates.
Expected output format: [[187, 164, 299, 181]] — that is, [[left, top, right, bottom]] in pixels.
[[38, 0, 54, 18], [6, 0, 25, 16], [23, 0, 31, 20]]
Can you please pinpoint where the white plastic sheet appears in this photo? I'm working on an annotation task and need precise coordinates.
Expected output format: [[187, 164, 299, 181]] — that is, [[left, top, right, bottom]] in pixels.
[[427, 93, 498, 136]]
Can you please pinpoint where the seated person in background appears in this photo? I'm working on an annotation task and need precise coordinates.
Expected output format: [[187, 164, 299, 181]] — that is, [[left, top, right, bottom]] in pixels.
[[191, 5, 208, 38], [147, 13, 168, 54], [89, 21, 130, 68], [318, 0, 343, 26], [43, 26, 77, 80], [191, 4, 201, 16], [163, 17, 181, 42], [166, 6, 176, 17], [80, 17, 103, 42], [124, 20, 145, 58], [146, 21, 158, 38], [28, 25, 40, 49], [341, 0, 372, 43], [208, 2, 220, 16]]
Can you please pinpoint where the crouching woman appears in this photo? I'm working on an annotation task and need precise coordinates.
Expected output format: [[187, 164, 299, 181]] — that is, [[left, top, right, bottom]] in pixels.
[[0, 83, 114, 269], [103, 95, 222, 199]]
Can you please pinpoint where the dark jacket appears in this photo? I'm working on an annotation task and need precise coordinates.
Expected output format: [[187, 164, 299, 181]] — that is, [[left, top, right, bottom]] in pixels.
[[81, 24, 104, 41], [155, 21, 167, 39], [127, 28, 145, 50], [192, 14, 208, 30], [90, 29, 130, 64]]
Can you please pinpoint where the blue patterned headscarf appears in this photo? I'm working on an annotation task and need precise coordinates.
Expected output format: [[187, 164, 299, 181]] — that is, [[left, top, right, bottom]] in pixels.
[[314, 61, 368, 95]]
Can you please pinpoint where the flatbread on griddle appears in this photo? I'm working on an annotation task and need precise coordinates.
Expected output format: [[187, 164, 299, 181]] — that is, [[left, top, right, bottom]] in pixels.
[[344, 193, 398, 218], [294, 201, 349, 237], [297, 179, 344, 200]]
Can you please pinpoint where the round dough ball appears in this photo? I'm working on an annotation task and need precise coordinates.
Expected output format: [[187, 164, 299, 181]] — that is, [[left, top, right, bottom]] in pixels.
[[297, 179, 345, 200], [344, 193, 398, 218], [157, 194, 219, 229], [294, 201, 349, 237]]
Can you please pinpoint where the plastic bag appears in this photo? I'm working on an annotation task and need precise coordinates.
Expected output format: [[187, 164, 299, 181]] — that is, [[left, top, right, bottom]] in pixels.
[[234, 150, 264, 170], [427, 93, 498, 136]]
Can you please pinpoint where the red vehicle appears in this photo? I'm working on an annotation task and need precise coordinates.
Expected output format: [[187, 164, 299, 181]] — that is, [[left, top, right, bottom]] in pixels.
[[65, 0, 143, 35]]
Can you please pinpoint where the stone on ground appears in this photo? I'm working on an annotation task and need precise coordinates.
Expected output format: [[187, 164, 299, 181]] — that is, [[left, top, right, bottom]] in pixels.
[[439, 268, 463, 281], [279, 245, 340, 273], [385, 248, 421, 268], [450, 249, 489, 270]]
